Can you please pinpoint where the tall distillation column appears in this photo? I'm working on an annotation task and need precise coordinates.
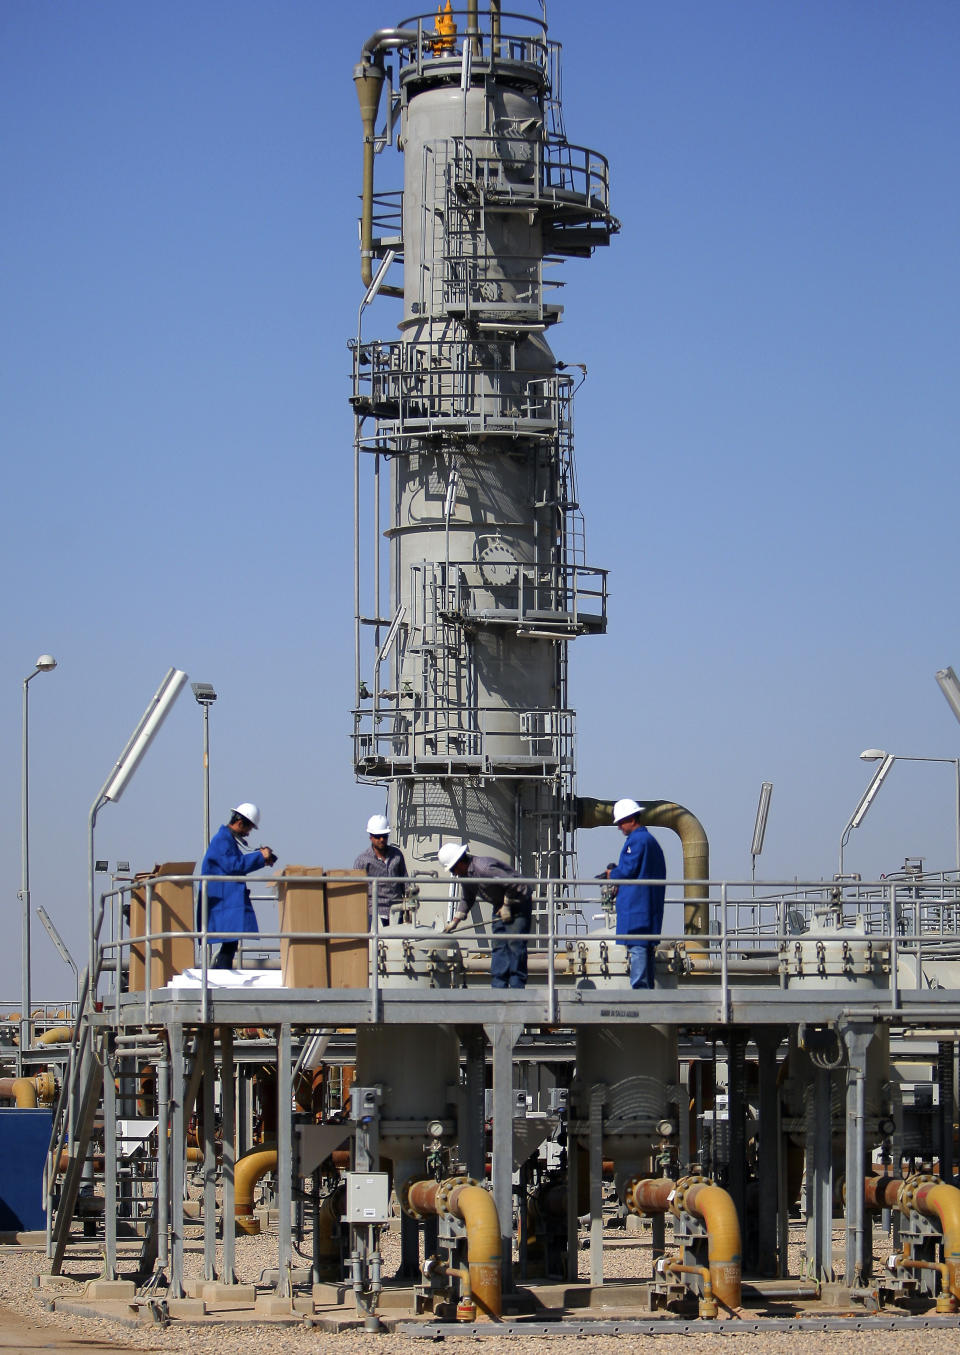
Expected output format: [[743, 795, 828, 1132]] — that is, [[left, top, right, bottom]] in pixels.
[[352, 6, 617, 887]]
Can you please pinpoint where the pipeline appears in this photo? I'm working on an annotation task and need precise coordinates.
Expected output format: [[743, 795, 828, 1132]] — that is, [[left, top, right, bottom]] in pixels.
[[0, 1072, 57, 1107], [353, 29, 418, 287], [867, 1173, 960, 1301], [575, 797, 709, 936], [406, 1177, 502, 1320], [35, 1026, 73, 1046], [235, 1143, 278, 1235], [624, 1174, 741, 1311]]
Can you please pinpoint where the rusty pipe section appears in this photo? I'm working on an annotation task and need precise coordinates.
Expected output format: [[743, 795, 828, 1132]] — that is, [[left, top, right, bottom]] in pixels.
[[625, 1175, 741, 1310], [406, 1177, 502, 1320], [575, 797, 710, 936]]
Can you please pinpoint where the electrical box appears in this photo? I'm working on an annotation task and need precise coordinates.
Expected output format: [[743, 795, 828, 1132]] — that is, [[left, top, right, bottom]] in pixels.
[[344, 1172, 391, 1223], [548, 1087, 568, 1113]]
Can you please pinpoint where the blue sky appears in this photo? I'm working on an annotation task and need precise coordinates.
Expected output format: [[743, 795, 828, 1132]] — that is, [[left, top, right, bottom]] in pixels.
[[2, 1, 958, 997]]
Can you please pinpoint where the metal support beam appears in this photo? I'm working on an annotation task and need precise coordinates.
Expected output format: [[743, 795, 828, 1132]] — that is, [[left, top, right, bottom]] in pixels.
[[459, 1026, 487, 1182], [103, 1038, 118, 1279], [169, 1022, 186, 1298], [589, 1083, 605, 1288], [201, 1030, 217, 1281], [485, 1021, 521, 1292], [756, 1028, 783, 1276], [842, 1022, 872, 1286], [276, 1023, 293, 1297], [221, 1028, 236, 1283], [805, 1066, 834, 1282]]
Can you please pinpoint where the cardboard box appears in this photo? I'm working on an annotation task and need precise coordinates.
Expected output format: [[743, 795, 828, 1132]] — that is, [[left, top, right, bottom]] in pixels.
[[128, 861, 196, 991], [278, 868, 369, 988]]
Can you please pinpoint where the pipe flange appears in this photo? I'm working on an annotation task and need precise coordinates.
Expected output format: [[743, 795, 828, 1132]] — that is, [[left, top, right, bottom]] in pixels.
[[899, 1173, 939, 1215], [670, 1173, 709, 1217], [435, 1174, 477, 1220], [623, 1175, 643, 1215], [399, 1179, 426, 1221]]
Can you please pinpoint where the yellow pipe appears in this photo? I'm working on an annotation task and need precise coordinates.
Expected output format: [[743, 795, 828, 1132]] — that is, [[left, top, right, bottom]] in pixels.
[[914, 1181, 960, 1300], [575, 797, 710, 936], [674, 1179, 742, 1310], [234, 1144, 277, 1234], [664, 1257, 718, 1319], [36, 1026, 73, 1046], [406, 1178, 502, 1320], [0, 1072, 57, 1107]]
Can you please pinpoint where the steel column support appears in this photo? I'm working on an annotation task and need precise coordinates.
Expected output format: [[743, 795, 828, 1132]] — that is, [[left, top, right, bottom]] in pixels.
[[939, 1041, 955, 1182], [201, 1030, 217, 1281], [459, 1026, 487, 1182], [169, 1022, 186, 1298], [276, 1023, 293, 1297], [485, 1021, 521, 1292], [727, 1030, 747, 1247], [805, 1067, 834, 1281], [157, 1052, 170, 1277], [220, 1027, 236, 1282], [842, 1023, 872, 1286], [566, 1130, 580, 1282], [756, 1028, 783, 1276], [589, 1083, 605, 1288], [103, 1039, 118, 1278]]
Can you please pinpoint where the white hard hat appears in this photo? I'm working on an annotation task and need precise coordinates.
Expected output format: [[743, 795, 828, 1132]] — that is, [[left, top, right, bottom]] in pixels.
[[612, 798, 643, 825], [366, 814, 391, 836], [438, 842, 468, 871], [231, 802, 261, 829]]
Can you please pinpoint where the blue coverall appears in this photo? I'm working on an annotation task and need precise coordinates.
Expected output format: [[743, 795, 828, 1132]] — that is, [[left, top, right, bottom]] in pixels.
[[608, 825, 666, 989], [197, 823, 266, 963]]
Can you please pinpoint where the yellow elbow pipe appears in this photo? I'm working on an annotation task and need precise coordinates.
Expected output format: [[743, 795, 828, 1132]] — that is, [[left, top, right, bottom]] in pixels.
[[0, 1072, 57, 1107], [674, 1179, 742, 1310], [36, 1026, 73, 1046], [406, 1177, 503, 1320], [914, 1181, 960, 1300], [234, 1144, 277, 1233]]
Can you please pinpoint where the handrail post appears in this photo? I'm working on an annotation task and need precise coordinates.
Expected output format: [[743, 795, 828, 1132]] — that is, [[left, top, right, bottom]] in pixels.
[[546, 878, 556, 1024], [720, 882, 729, 1022], [889, 883, 900, 1014], [370, 875, 380, 1023], [145, 881, 154, 1027]]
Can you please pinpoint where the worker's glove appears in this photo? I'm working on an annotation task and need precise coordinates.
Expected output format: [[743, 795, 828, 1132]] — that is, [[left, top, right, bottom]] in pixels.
[[261, 847, 278, 866], [497, 904, 513, 924], [442, 918, 459, 934]]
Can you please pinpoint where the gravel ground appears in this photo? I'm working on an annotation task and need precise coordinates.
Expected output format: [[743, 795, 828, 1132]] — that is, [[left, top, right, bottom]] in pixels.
[[1, 1203, 958, 1355]]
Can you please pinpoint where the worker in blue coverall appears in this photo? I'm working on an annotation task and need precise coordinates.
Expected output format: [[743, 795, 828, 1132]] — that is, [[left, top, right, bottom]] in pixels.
[[605, 798, 666, 990], [197, 802, 277, 969], [438, 843, 533, 989]]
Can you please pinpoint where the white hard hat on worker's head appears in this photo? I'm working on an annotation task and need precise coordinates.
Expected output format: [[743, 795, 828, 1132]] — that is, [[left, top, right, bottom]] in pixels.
[[366, 814, 391, 836], [612, 798, 643, 825], [438, 842, 468, 872], [231, 802, 261, 829]]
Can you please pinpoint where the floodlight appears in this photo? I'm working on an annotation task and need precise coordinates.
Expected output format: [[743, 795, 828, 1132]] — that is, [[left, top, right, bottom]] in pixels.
[[936, 668, 960, 726], [860, 749, 887, 762], [102, 668, 188, 803], [750, 782, 773, 858]]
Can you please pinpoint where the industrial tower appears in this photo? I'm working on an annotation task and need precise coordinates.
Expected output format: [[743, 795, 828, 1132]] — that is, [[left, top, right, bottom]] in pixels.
[[351, 3, 618, 890]]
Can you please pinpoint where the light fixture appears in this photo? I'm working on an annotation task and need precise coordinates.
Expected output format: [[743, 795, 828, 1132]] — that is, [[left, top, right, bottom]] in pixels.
[[751, 782, 773, 858], [936, 667, 960, 726], [102, 668, 188, 803], [35, 654, 57, 672], [191, 682, 217, 706], [860, 749, 887, 762]]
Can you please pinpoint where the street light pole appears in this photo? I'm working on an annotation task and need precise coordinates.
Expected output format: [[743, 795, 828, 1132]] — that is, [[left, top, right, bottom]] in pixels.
[[860, 749, 960, 874], [191, 683, 217, 848], [19, 654, 57, 1072]]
